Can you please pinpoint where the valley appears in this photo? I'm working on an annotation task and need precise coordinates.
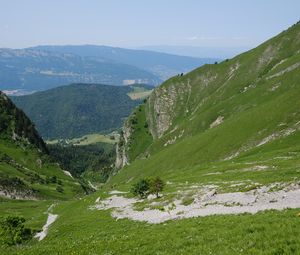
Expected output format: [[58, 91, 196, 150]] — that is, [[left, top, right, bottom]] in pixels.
[[0, 6, 300, 254]]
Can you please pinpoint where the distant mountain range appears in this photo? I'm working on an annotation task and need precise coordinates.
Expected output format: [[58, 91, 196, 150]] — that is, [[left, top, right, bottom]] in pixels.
[[0, 45, 217, 92]]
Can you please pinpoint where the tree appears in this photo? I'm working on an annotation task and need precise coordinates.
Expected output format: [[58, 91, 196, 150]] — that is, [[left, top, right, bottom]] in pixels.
[[149, 177, 165, 198], [0, 216, 32, 246], [131, 177, 166, 199], [131, 179, 150, 198]]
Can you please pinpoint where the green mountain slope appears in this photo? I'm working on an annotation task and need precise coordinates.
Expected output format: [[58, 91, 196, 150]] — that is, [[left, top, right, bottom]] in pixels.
[[0, 91, 83, 200], [12, 83, 153, 139], [114, 22, 300, 189]]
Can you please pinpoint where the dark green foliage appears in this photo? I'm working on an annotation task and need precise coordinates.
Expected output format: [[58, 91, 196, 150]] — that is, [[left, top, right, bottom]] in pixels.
[[49, 176, 57, 184], [131, 177, 165, 198], [12, 84, 147, 139], [0, 92, 48, 153], [56, 186, 64, 193], [48, 143, 115, 182], [0, 216, 32, 246], [149, 177, 165, 198], [0, 176, 26, 189], [131, 179, 150, 198]]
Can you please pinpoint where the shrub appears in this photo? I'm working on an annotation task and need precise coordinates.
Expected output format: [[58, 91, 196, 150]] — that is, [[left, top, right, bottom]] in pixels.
[[56, 185, 64, 193], [49, 176, 57, 183], [131, 179, 150, 198], [0, 216, 33, 246]]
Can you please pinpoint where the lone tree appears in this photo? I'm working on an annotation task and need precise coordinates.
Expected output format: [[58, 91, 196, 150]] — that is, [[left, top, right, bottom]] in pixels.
[[149, 177, 165, 198], [131, 179, 150, 198]]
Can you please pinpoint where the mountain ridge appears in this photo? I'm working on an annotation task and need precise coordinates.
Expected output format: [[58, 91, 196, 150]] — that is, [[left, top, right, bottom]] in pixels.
[[0, 45, 217, 92], [114, 21, 300, 187], [0, 48, 159, 91]]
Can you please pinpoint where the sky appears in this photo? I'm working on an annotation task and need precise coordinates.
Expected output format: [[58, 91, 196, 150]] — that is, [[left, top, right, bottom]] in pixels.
[[0, 0, 300, 49]]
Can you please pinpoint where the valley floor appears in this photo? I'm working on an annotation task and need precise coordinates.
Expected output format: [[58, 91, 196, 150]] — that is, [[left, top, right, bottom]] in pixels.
[[1, 184, 300, 255]]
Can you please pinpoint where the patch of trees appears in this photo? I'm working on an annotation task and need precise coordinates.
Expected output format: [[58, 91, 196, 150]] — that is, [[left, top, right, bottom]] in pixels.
[[0, 176, 27, 190], [131, 177, 165, 198], [0, 216, 33, 246], [48, 143, 115, 183]]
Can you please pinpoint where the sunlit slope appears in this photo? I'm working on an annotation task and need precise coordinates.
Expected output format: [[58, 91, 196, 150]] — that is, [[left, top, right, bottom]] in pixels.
[[114, 22, 300, 188]]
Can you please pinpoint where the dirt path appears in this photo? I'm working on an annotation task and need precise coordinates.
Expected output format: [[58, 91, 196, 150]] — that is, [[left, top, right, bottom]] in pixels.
[[92, 184, 300, 224], [34, 205, 58, 241]]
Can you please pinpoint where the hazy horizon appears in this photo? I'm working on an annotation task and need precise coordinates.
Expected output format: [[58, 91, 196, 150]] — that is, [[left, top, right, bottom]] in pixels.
[[1, 0, 300, 51]]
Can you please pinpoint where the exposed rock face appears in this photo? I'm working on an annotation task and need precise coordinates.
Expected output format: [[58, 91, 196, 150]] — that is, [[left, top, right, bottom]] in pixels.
[[147, 79, 192, 139], [147, 86, 176, 138], [115, 78, 195, 168], [210, 116, 224, 129], [0, 189, 37, 200], [115, 120, 131, 169]]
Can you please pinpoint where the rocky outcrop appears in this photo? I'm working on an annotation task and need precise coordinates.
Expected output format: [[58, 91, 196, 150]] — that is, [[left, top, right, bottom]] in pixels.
[[115, 120, 131, 169], [147, 79, 192, 139]]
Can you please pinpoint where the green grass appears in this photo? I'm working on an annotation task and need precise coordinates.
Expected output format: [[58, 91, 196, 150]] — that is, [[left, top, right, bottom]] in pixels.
[[127, 86, 153, 100], [126, 104, 153, 161], [47, 133, 116, 146], [0, 139, 83, 200], [1, 193, 300, 255], [113, 22, 300, 193]]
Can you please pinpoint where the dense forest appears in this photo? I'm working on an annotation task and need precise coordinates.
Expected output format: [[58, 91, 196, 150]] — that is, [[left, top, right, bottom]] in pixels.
[[48, 143, 115, 183], [12, 83, 151, 139]]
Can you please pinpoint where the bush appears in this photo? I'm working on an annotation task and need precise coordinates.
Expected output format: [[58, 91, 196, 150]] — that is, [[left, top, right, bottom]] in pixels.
[[56, 185, 64, 193], [0, 216, 32, 246], [131, 179, 150, 198]]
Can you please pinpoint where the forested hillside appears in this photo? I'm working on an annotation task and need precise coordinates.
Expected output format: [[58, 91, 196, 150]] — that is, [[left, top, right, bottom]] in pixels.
[[12, 83, 152, 139], [0, 92, 84, 200]]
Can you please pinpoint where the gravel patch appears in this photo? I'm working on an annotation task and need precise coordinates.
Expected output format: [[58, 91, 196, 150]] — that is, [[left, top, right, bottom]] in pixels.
[[92, 184, 300, 224], [34, 204, 58, 241]]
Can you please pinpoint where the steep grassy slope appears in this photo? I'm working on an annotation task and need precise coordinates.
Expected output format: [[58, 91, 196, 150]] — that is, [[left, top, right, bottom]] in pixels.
[[114, 22, 300, 190], [12, 84, 152, 139], [0, 92, 83, 200]]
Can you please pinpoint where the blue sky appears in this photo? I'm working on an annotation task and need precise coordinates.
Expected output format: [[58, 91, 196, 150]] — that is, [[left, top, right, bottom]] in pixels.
[[0, 0, 299, 49]]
